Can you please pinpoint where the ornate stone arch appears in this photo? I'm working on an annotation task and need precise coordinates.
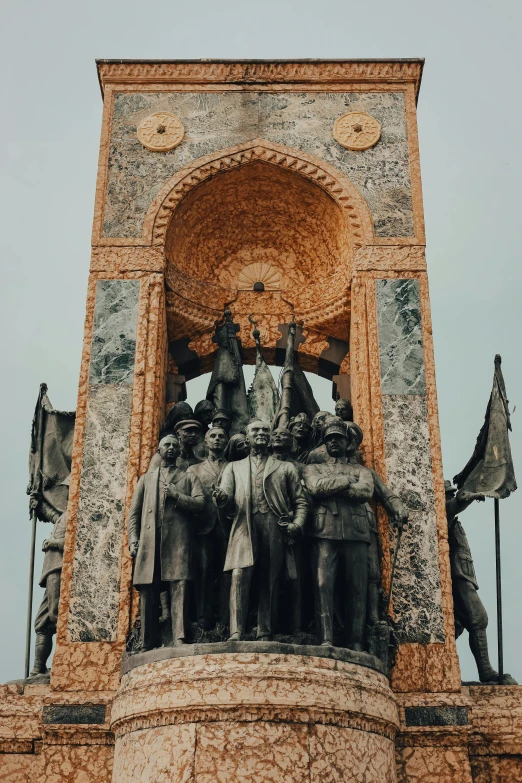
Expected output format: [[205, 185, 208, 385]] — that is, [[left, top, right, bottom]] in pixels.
[[142, 138, 375, 248], [147, 139, 375, 374]]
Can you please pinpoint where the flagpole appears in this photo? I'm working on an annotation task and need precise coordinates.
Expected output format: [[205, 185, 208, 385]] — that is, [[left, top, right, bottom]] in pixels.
[[494, 498, 504, 684], [24, 511, 37, 680]]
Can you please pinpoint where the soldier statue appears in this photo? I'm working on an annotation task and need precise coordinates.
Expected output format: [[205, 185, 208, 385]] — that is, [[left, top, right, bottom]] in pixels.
[[173, 419, 204, 472], [127, 434, 205, 650], [307, 412, 339, 464], [445, 481, 516, 684], [187, 427, 229, 630], [30, 478, 69, 677], [213, 419, 308, 641], [304, 419, 375, 649], [211, 408, 233, 435]]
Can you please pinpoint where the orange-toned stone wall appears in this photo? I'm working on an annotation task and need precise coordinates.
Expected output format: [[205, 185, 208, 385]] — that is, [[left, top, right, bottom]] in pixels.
[[4, 59, 522, 783], [110, 653, 400, 783]]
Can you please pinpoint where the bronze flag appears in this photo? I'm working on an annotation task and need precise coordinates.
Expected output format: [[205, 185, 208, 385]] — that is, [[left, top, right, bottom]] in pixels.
[[454, 355, 517, 500], [28, 383, 76, 520]]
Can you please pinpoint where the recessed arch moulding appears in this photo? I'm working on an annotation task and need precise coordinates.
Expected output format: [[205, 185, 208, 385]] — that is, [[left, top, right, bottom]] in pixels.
[[148, 140, 374, 376]]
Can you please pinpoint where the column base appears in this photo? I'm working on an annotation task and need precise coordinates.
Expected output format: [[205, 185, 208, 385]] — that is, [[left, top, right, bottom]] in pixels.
[[111, 650, 399, 783]]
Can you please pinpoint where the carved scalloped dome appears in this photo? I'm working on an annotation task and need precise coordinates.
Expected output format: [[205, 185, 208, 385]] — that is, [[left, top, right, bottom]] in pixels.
[[236, 263, 281, 291]]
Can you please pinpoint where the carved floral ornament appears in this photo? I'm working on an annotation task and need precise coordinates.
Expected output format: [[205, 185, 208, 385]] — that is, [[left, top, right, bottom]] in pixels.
[[332, 112, 381, 151], [137, 112, 185, 152]]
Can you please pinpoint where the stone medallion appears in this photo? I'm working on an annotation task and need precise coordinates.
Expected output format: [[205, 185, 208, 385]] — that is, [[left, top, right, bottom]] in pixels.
[[137, 112, 185, 152], [333, 111, 381, 151]]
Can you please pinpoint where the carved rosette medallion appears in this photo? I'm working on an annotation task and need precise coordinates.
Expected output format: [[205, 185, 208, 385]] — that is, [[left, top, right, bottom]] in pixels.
[[333, 112, 381, 151], [137, 112, 185, 152]]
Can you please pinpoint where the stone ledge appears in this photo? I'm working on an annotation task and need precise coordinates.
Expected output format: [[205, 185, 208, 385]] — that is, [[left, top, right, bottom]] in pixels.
[[121, 641, 388, 677]]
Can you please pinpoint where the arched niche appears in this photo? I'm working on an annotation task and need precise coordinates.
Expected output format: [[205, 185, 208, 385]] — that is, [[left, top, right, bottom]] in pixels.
[[149, 140, 372, 384]]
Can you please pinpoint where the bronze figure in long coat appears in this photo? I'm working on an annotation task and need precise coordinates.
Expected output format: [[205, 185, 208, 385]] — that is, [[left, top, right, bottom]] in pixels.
[[214, 420, 308, 641], [128, 435, 204, 650]]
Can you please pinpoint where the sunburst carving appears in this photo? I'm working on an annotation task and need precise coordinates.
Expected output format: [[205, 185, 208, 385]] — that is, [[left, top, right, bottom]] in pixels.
[[236, 263, 281, 291]]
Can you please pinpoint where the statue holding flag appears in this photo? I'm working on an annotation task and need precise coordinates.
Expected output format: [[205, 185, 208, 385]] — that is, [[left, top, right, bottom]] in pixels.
[[206, 310, 249, 435], [451, 355, 517, 684], [26, 384, 75, 679]]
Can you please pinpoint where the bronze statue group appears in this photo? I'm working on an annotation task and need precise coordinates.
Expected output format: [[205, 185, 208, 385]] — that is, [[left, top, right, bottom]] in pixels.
[[127, 395, 409, 663], [28, 321, 512, 684]]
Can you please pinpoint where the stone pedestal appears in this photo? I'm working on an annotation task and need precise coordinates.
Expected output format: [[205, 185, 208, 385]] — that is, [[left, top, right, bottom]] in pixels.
[[110, 650, 399, 783]]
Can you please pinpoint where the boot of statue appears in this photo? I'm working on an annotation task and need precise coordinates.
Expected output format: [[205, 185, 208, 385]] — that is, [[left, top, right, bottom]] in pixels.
[[469, 629, 517, 685], [29, 632, 53, 677]]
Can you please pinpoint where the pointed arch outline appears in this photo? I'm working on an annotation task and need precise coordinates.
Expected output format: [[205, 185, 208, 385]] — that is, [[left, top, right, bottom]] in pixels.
[[141, 138, 375, 249]]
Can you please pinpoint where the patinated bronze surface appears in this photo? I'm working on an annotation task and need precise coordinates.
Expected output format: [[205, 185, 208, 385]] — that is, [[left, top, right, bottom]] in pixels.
[[445, 481, 516, 684], [120, 319, 411, 662], [127, 435, 205, 650], [213, 420, 308, 641]]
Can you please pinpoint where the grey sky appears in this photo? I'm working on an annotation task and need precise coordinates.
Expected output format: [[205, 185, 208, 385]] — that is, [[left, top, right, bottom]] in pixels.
[[1, 0, 521, 683]]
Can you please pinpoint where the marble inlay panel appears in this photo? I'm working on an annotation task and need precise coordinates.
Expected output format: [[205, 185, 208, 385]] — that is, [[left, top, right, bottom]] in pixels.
[[382, 394, 444, 644], [103, 91, 413, 238], [376, 278, 426, 395], [89, 280, 140, 384], [68, 384, 133, 641]]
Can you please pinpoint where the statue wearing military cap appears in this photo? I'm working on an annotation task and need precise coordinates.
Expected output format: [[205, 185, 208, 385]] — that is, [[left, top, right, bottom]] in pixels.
[[344, 421, 409, 641], [211, 408, 233, 435], [445, 480, 516, 683], [173, 419, 204, 472], [304, 419, 374, 649]]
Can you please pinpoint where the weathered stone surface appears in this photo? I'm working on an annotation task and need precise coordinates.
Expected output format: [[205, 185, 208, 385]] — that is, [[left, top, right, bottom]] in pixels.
[[42, 704, 107, 725], [68, 384, 133, 642], [404, 706, 469, 727], [112, 724, 195, 783], [89, 280, 139, 385], [382, 394, 445, 644], [196, 721, 310, 783], [103, 91, 413, 239], [396, 747, 473, 783], [110, 654, 399, 783], [470, 756, 522, 783], [376, 278, 425, 395], [42, 743, 114, 783], [309, 724, 397, 782]]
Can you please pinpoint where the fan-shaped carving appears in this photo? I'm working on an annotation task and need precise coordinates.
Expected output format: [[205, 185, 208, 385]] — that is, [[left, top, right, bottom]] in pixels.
[[236, 263, 281, 291]]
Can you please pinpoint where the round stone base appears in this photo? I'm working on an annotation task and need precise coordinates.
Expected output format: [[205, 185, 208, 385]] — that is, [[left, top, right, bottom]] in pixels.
[[111, 651, 399, 783]]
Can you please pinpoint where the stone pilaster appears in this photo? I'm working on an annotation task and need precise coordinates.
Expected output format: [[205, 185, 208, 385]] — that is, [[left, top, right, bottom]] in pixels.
[[52, 268, 167, 691], [351, 248, 461, 693]]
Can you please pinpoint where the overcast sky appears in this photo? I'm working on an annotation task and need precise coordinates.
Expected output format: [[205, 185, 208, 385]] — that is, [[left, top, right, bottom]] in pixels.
[[1, 0, 521, 683]]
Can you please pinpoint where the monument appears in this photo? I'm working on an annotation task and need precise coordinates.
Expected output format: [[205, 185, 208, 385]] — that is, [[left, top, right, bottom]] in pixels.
[[1, 59, 521, 783]]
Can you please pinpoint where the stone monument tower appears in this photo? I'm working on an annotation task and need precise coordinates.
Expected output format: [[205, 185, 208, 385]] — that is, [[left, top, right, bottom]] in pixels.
[[2, 59, 521, 783]]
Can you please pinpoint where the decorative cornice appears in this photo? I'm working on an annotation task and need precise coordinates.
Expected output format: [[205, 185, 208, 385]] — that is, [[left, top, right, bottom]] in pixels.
[[111, 705, 398, 742], [353, 245, 427, 272], [96, 59, 424, 99]]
